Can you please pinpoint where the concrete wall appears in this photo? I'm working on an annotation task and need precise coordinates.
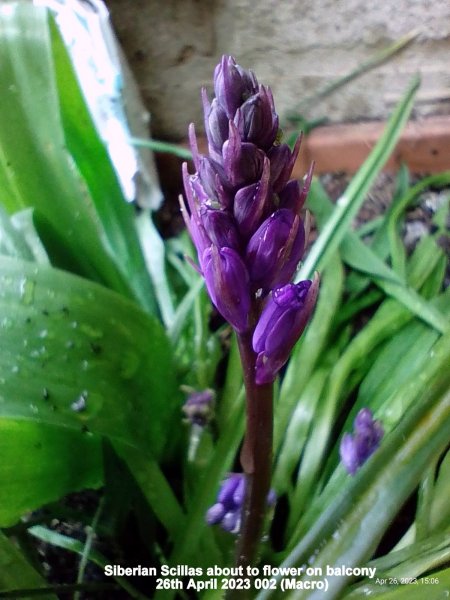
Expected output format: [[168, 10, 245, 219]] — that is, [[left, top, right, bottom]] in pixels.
[[106, 0, 450, 140]]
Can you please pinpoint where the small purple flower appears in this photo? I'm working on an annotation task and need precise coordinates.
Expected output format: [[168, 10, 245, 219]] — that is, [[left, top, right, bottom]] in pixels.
[[206, 473, 276, 534], [182, 389, 215, 427], [252, 275, 319, 384], [340, 409, 384, 475]]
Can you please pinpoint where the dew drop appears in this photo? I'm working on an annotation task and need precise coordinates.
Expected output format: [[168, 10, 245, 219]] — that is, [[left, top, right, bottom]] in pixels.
[[1, 317, 13, 329], [20, 278, 35, 305], [38, 329, 48, 339], [71, 391, 88, 412], [80, 324, 103, 339], [29, 404, 39, 414]]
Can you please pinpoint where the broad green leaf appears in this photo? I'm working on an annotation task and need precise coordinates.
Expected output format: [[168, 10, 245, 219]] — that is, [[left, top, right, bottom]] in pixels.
[[0, 420, 102, 526], [0, 255, 176, 457], [0, 4, 135, 299], [0, 205, 36, 262], [0, 530, 57, 598]]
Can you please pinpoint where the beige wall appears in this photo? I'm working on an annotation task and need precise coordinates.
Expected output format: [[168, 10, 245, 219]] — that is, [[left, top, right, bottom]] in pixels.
[[106, 0, 450, 140]]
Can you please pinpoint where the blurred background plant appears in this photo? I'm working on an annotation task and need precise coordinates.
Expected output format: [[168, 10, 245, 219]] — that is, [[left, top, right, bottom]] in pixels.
[[0, 2, 449, 599]]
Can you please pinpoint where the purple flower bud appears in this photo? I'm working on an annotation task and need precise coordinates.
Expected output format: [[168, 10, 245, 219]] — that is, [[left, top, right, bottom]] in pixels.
[[206, 503, 226, 525], [246, 209, 305, 291], [268, 134, 303, 193], [206, 473, 276, 534], [233, 156, 271, 239], [279, 163, 314, 214], [222, 121, 265, 188], [202, 91, 229, 161], [202, 246, 250, 332], [232, 474, 246, 506], [214, 55, 258, 118], [222, 510, 241, 533], [234, 86, 279, 150], [182, 389, 215, 427], [253, 275, 319, 384], [340, 409, 384, 475], [201, 207, 241, 251], [218, 473, 242, 508]]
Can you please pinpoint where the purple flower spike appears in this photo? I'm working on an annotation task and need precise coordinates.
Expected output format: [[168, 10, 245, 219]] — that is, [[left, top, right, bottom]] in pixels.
[[202, 246, 250, 333], [253, 275, 319, 384], [340, 409, 384, 475], [246, 209, 305, 291], [182, 55, 316, 349], [206, 473, 276, 534]]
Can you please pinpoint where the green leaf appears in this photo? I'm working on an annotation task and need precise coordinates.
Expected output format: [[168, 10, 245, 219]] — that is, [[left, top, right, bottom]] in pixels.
[[0, 255, 175, 458], [299, 75, 420, 280], [0, 530, 57, 598], [0, 420, 102, 526], [306, 179, 449, 333], [27, 526, 148, 600], [257, 346, 450, 599], [0, 4, 135, 299], [49, 17, 158, 315]]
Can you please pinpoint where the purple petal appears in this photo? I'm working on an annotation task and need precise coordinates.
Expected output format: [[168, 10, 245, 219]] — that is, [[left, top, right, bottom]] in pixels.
[[233, 157, 271, 239], [206, 503, 226, 525], [202, 246, 250, 332], [246, 209, 305, 291], [214, 55, 258, 118], [253, 276, 319, 384]]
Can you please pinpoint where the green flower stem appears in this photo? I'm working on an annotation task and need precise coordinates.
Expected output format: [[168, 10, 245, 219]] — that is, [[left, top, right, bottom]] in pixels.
[[236, 332, 273, 571]]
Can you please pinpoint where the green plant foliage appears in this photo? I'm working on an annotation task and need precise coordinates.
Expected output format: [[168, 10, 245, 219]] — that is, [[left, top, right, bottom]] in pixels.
[[0, 3, 156, 312], [0, 3, 449, 598], [0, 256, 175, 456], [0, 530, 57, 599]]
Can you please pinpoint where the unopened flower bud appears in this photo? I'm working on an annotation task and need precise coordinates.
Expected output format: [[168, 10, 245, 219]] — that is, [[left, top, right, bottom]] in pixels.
[[222, 121, 265, 188], [234, 86, 279, 150], [253, 275, 319, 384], [233, 157, 271, 239], [202, 246, 250, 332], [202, 92, 229, 160], [340, 409, 384, 475], [246, 209, 305, 292], [214, 56, 258, 119], [206, 473, 276, 534], [268, 134, 303, 193], [182, 389, 215, 427]]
